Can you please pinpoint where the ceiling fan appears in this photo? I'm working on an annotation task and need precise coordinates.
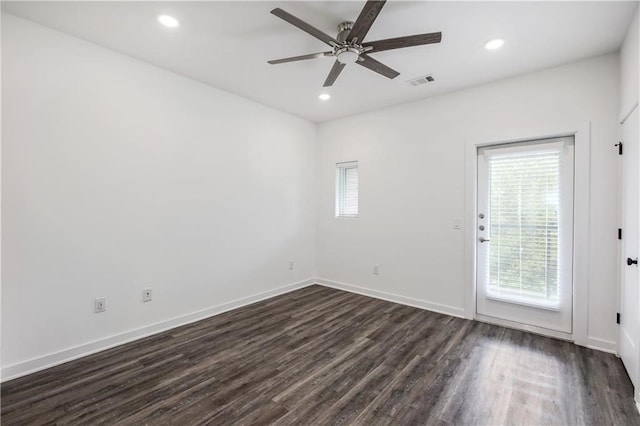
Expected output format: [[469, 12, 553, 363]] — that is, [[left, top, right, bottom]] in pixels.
[[267, 0, 442, 87]]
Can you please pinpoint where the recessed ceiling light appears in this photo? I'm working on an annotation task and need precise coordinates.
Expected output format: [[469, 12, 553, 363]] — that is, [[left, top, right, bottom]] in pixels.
[[157, 15, 179, 28], [485, 38, 504, 51], [318, 93, 331, 101]]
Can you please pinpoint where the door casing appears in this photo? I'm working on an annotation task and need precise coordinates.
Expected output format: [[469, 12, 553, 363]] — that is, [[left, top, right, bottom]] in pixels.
[[464, 122, 591, 348], [618, 105, 640, 398]]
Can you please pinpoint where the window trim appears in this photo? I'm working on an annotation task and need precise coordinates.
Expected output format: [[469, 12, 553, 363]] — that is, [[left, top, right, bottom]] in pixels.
[[335, 161, 358, 218]]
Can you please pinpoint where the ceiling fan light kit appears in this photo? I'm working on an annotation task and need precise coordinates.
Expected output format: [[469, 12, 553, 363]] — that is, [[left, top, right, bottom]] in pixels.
[[268, 0, 442, 87], [335, 46, 361, 64]]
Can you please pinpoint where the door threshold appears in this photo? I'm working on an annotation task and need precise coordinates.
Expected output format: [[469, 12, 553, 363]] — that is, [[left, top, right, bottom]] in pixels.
[[475, 313, 573, 342]]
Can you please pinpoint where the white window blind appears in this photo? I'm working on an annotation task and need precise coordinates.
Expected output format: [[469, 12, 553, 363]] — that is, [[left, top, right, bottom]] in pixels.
[[336, 161, 358, 217], [486, 147, 563, 305]]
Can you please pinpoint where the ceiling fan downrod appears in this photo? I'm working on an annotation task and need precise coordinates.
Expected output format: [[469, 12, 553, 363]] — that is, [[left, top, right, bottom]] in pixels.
[[336, 21, 354, 43]]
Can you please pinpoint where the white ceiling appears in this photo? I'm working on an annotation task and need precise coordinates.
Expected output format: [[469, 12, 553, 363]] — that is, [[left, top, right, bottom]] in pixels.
[[3, 1, 637, 122]]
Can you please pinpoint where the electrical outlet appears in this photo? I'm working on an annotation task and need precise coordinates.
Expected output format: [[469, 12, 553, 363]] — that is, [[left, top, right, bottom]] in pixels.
[[288, 260, 294, 270], [373, 265, 379, 275], [143, 288, 152, 303], [95, 297, 106, 313]]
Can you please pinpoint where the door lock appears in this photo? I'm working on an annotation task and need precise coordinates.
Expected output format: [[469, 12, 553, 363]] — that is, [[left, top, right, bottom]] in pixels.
[[627, 257, 638, 266]]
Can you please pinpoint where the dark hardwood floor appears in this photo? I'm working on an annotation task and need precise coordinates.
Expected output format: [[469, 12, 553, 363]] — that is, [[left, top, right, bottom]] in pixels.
[[2, 285, 639, 425]]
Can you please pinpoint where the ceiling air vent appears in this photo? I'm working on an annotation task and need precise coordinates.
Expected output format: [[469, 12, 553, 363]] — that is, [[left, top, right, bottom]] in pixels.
[[407, 74, 435, 86]]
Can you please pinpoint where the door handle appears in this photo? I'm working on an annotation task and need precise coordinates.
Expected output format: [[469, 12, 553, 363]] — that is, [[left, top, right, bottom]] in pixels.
[[627, 257, 638, 266], [479, 237, 490, 243]]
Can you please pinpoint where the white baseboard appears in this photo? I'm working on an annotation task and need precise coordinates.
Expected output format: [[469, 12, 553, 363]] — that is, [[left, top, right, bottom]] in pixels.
[[315, 279, 618, 356], [314, 278, 466, 318], [586, 337, 617, 355], [1, 279, 316, 383], [2, 277, 617, 382]]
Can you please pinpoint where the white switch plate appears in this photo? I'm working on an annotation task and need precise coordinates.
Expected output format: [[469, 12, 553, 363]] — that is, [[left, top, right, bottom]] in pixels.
[[373, 265, 379, 275], [288, 260, 294, 270], [453, 219, 462, 230], [143, 288, 152, 302], [95, 297, 106, 313]]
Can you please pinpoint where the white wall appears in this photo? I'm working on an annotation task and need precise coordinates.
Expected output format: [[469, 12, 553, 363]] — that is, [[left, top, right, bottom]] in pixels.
[[1, 15, 316, 378], [2, 10, 629, 381], [0, 4, 4, 378], [316, 54, 621, 350], [620, 4, 639, 120]]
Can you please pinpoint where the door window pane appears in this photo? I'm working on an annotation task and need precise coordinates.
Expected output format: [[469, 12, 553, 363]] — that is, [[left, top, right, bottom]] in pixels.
[[486, 149, 562, 305]]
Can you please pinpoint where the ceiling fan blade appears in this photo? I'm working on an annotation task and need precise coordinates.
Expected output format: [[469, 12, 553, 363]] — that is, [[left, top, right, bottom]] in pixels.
[[363, 32, 442, 53], [323, 60, 346, 87], [347, 0, 386, 43], [268, 52, 332, 65], [271, 8, 340, 47], [356, 54, 399, 79]]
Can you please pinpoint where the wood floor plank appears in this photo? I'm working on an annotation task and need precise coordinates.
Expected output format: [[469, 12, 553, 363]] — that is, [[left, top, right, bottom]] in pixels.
[[2, 285, 638, 425]]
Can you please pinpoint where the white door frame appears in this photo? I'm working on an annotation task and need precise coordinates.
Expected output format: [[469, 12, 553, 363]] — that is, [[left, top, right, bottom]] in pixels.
[[464, 122, 590, 348], [618, 104, 640, 402]]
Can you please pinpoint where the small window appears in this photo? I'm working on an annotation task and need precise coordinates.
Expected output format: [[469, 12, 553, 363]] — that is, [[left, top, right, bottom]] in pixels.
[[336, 161, 358, 217]]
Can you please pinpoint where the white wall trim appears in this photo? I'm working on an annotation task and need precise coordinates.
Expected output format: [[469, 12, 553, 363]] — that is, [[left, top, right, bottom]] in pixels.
[[315, 278, 621, 355], [464, 122, 591, 347], [314, 278, 466, 318], [4, 275, 616, 383], [1, 279, 316, 383], [316, 278, 623, 356], [586, 337, 618, 354], [572, 122, 592, 349]]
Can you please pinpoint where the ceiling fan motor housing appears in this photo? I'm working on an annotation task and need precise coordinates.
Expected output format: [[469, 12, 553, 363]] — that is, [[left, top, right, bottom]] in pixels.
[[337, 21, 354, 43], [335, 22, 365, 64]]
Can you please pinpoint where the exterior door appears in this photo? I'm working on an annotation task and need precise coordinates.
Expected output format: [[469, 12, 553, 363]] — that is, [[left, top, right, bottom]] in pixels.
[[476, 137, 574, 334], [619, 107, 639, 391]]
